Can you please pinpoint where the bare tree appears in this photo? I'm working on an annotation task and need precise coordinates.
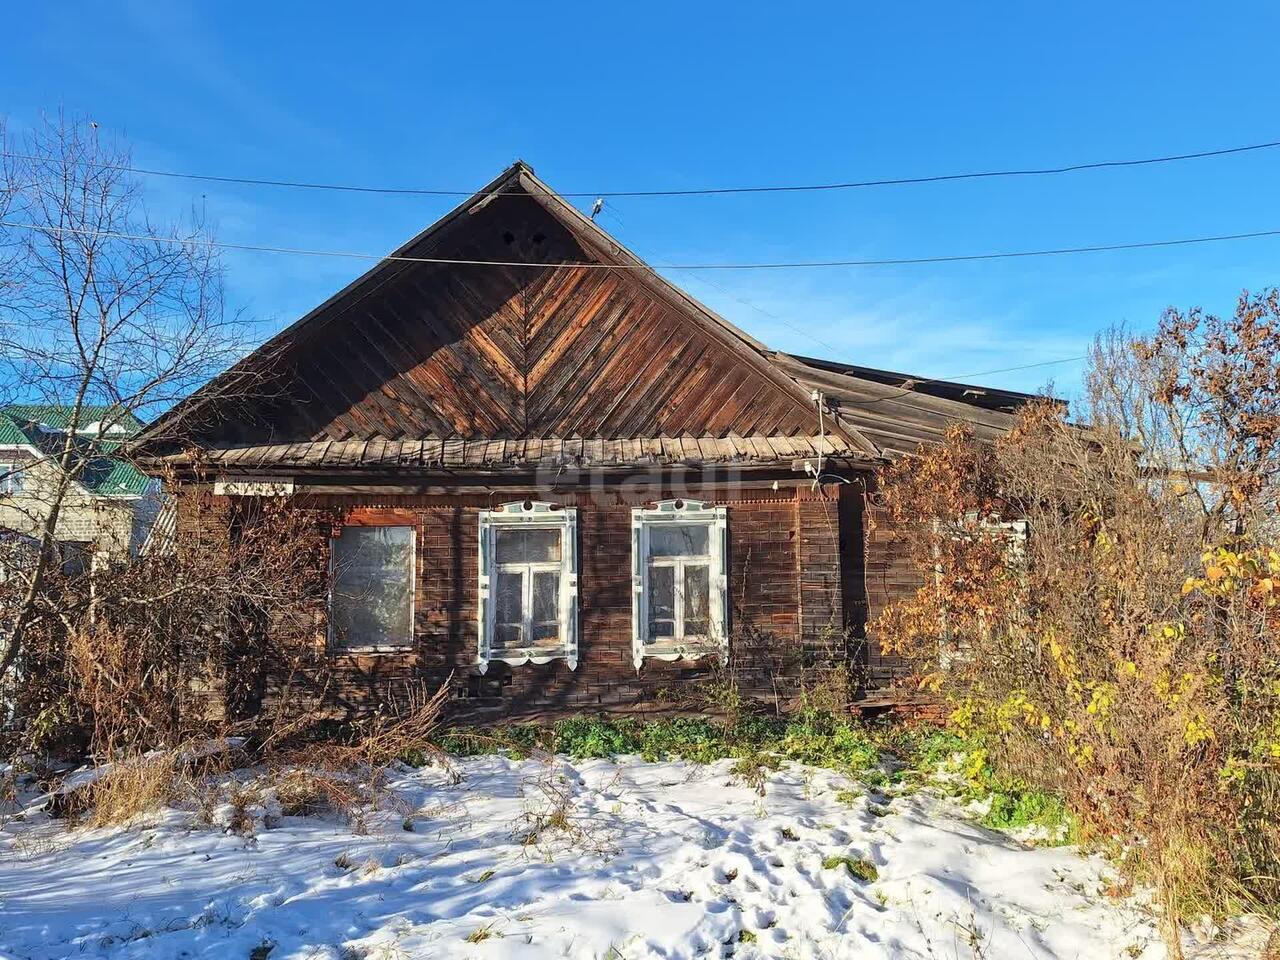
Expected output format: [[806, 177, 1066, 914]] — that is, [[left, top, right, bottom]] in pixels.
[[0, 113, 248, 681]]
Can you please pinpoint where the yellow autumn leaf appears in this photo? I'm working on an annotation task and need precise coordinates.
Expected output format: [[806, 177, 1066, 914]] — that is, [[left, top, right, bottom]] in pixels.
[[917, 672, 944, 693]]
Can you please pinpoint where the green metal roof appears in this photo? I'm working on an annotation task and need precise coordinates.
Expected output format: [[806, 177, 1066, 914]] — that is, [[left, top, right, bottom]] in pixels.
[[0, 405, 152, 497], [80, 456, 154, 496], [0, 413, 31, 447], [3, 404, 143, 433]]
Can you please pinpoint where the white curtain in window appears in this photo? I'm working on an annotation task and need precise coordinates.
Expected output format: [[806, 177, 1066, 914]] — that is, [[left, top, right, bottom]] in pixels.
[[631, 500, 728, 669], [330, 525, 415, 650], [477, 502, 578, 670]]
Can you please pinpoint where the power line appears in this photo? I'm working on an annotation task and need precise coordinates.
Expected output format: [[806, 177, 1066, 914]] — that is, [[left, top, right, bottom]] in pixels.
[[946, 355, 1088, 380], [0, 214, 1102, 400], [3, 138, 1279, 198], [835, 354, 1088, 408], [590, 201, 864, 366], [604, 206, 1088, 393], [4, 218, 1280, 271], [588, 206, 1087, 393]]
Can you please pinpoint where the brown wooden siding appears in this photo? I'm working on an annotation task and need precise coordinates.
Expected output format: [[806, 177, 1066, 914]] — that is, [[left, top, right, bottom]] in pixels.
[[862, 501, 920, 690], [201, 483, 862, 720], [189, 193, 829, 448]]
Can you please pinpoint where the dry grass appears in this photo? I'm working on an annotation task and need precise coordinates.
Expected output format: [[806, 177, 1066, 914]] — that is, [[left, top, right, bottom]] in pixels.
[[80, 752, 186, 827], [511, 760, 620, 860], [34, 676, 451, 833]]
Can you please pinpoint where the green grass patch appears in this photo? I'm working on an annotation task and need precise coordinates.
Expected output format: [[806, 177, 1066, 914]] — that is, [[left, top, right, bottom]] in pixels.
[[822, 855, 879, 881], [431, 711, 891, 781], [428, 714, 1077, 846], [980, 785, 1076, 840]]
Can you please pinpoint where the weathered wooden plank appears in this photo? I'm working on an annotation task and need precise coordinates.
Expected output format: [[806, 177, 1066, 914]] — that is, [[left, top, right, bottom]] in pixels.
[[145, 163, 1034, 474], [531, 285, 650, 432], [592, 309, 684, 438]]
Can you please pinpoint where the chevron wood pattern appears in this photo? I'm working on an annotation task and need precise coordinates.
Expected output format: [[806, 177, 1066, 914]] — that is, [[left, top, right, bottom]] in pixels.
[[170, 181, 828, 448]]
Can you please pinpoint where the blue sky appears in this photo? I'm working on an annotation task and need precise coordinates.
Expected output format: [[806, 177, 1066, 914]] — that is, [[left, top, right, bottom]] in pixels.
[[5, 1, 1279, 400]]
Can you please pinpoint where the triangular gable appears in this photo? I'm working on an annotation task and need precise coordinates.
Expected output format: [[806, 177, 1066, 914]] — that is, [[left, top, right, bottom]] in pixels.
[[140, 163, 875, 455]]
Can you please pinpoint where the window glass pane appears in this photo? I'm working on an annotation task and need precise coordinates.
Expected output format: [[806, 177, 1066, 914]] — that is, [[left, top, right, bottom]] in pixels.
[[649, 524, 709, 558], [494, 569, 524, 643], [647, 620, 675, 641], [494, 528, 562, 564], [331, 526, 413, 649], [684, 563, 710, 637], [494, 528, 524, 564], [648, 564, 675, 618], [647, 564, 675, 642], [531, 570, 560, 642], [0, 463, 22, 495], [525, 529, 562, 563]]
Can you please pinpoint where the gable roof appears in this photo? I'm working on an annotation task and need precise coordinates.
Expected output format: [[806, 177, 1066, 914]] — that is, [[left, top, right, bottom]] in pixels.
[[137, 162, 1050, 472], [138, 162, 876, 459], [0, 407, 153, 496]]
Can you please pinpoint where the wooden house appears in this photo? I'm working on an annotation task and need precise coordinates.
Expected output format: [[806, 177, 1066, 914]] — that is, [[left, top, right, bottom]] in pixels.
[[135, 162, 1041, 719]]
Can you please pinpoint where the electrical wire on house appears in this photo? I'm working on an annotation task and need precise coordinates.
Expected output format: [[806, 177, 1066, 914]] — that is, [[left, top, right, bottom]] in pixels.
[[4, 218, 1280, 272], [591, 201, 864, 372], [833, 354, 1090, 408], [593, 205, 1089, 394], [4, 137, 1278, 198]]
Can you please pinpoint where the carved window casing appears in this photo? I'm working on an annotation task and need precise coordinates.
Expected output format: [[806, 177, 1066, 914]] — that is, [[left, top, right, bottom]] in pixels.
[[477, 501, 579, 671], [630, 499, 728, 670]]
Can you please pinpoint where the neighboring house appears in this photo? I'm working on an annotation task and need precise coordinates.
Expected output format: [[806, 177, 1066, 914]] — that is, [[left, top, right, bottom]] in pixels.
[[0, 405, 159, 565], [135, 162, 1043, 719]]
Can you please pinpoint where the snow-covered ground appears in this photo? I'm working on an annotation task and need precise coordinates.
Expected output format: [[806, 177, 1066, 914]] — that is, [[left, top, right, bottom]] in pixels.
[[0, 755, 1264, 959]]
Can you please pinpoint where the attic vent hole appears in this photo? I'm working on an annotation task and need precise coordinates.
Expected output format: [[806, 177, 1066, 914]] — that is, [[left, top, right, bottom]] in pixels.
[[502, 231, 515, 244], [531, 232, 546, 245]]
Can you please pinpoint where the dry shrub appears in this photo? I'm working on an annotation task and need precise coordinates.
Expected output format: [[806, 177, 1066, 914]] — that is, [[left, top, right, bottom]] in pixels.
[[257, 679, 453, 823], [315, 680, 451, 772], [512, 759, 619, 859], [78, 752, 186, 827], [1, 475, 455, 832], [270, 768, 366, 818], [4, 481, 341, 762], [875, 292, 1280, 953]]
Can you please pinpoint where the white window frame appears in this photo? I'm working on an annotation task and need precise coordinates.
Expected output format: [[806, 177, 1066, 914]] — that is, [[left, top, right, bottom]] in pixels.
[[0, 462, 24, 496], [327, 523, 417, 654], [477, 500, 578, 671], [935, 514, 1028, 669], [631, 499, 728, 670]]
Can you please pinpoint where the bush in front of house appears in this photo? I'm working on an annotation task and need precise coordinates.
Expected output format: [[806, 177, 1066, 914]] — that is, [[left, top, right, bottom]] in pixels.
[[873, 294, 1280, 954]]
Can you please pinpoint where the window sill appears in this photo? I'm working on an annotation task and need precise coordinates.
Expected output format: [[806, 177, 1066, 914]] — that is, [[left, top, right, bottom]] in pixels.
[[329, 645, 416, 656], [634, 641, 722, 669], [478, 648, 577, 671]]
